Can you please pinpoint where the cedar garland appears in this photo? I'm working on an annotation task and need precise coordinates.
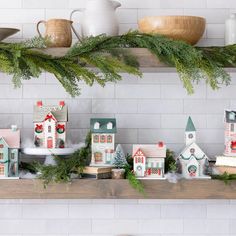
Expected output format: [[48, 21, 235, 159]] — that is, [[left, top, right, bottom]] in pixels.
[[0, 31, 234, 96]]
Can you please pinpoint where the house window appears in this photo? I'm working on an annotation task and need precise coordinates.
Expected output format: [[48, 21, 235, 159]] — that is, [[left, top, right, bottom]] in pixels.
[[100, 135, 106, 143], [231, 124, 234, 132], [0, 153, 3, 160], [190, 148, 195, 154], [0, 165, 4, 175], [11, 153, 15, 160], [188, 133, 193, 139], [94, 135, 99, 143], [107, 122, 113, 129], [48, 126, 51, 133], [137, 157, 143, 163], [107, 135, 112, 143], [94, 122, 100, 129]]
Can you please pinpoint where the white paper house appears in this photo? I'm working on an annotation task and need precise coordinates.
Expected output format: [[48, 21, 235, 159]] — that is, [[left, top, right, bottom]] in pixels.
[[177, 117, 210, 179]]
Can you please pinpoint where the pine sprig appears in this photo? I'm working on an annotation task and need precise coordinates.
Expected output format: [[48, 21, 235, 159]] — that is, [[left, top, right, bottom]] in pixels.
[[212, 172, 236, 185], [34, 132, 91, 187], [125, 164, 145, 195]]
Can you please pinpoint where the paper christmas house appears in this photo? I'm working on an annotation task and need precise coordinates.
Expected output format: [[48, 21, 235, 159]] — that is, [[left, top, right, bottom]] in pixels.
[[224, 110, 236, 156], [215, 110, 236, 173], [132, 142, 166, 179], [90, 118, 116, 166], [0, 126, 20, 179], [177, 117, 210, 179], [33, 101, 68, 149]]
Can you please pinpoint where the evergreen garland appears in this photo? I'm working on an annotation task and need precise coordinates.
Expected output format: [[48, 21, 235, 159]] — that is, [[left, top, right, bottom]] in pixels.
[[33, 132, 91, 187], [0, 31, 234, 96], [211, 172, 236, 184]]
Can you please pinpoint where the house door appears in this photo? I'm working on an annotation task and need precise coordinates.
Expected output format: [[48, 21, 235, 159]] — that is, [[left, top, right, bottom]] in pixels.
[[47, 137, 53, 148], [136, 165, 143, 177]]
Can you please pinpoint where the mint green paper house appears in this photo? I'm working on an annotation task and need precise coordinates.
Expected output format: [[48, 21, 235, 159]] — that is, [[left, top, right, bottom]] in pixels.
[[0, 126, 20, 179], [90, 118, 117, 166]]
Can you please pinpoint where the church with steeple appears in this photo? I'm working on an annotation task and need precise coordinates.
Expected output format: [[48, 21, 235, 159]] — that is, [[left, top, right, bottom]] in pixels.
[[177, 117, 211, 179]]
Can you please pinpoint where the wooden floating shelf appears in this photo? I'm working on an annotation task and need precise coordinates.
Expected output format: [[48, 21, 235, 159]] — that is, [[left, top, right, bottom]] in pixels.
[[1, 179, 236, 199], [39, 47, 236, 73]]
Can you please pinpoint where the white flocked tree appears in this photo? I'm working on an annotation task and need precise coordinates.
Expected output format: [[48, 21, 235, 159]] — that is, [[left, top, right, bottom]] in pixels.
[[113, 144, 127, 168]]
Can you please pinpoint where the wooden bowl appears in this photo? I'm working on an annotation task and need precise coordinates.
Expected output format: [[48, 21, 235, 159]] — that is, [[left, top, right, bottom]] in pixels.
[[0, 28, 20, 41], [138, 16, 206, 45]]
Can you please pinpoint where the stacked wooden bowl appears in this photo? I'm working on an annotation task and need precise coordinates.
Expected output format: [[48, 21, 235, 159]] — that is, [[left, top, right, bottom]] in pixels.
[[138, 16, 206, 45]]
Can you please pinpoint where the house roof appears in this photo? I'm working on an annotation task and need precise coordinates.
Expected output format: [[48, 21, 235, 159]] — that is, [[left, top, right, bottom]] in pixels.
[[132, 144, 166, 158], [33, 104, 68, 122], [90, 118, 117, 133], [178, 142, 208, 161], [0, 129, 20, 149], [185, 116, 196, 132], [225, 110, 236, 123]]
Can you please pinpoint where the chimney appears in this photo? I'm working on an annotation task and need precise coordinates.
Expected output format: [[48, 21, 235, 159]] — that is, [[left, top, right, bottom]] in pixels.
[[157, 141, 164, 148], [59, 101, 65, 107], [11, 125, 17, 132], [37, 101, 43, 107]]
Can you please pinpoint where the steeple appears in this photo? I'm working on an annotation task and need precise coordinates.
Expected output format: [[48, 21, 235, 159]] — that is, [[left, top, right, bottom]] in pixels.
[[185, 117, 196, 132], [185, 116, 196, 146]]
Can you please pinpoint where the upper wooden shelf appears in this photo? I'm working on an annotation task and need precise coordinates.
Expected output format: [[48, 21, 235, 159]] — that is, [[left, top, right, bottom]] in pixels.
[[39, 48, 236, 73], [1, 179, 236, 199]]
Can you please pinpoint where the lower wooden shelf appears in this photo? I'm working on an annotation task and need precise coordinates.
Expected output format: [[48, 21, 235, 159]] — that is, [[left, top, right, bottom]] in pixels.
[[0, 179, 236, 199]]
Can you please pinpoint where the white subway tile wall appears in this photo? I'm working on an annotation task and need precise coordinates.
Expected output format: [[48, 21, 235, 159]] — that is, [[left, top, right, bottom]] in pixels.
[[0, 199, 233, 235], [0, 0, 234, 235]]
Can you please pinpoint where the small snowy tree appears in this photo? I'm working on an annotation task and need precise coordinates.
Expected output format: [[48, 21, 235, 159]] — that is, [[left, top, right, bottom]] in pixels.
[[113, 144, 127, 168]]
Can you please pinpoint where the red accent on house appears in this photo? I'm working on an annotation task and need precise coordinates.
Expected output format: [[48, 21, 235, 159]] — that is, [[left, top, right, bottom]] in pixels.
[[59, 101, 65, 107], [231, 141, 236, 150], [147, 168, 151, 175], [37, 101, 43, 107], [36, 124, 43, 129], [47, 137, 53, 148], [158, 169, 161, 175], [105, 149, 114, 153], [132, 148, 145, 159], [158, 141, 164, 147], [44, 114, 56, 121], [56, 124, 65, 132]]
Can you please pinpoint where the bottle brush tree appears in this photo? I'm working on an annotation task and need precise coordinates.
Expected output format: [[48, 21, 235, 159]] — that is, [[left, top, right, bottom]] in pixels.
[[113, 144, 127, 168]]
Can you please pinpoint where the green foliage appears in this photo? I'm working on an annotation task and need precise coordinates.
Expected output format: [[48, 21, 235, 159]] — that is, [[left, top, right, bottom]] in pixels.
[[0, 31, 234, 96], [125, 164, 145, 195], [34, 132, 91, 187], [165, 149, 177, 173], [212, 172, 236, 185]]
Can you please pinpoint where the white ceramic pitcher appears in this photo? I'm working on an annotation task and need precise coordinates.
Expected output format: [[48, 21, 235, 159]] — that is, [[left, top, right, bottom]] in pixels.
[[70, 0, 121, 40]]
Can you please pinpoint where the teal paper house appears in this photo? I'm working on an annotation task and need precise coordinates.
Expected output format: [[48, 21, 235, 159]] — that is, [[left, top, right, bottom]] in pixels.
[[90, 118, 117, 166], [0, 127, 20, 179]]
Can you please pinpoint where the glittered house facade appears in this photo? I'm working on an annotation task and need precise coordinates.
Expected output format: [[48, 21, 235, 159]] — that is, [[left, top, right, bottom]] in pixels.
[[90, 118, 116, 166], [132, 142, 166, 179], [0, 126, 20, 179], [177, 117, 210, 179], [33, 101, 68, 149]]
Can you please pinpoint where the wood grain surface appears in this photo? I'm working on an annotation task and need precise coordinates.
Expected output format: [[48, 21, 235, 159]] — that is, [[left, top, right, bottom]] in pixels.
[[0, 179, 236, 199]]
